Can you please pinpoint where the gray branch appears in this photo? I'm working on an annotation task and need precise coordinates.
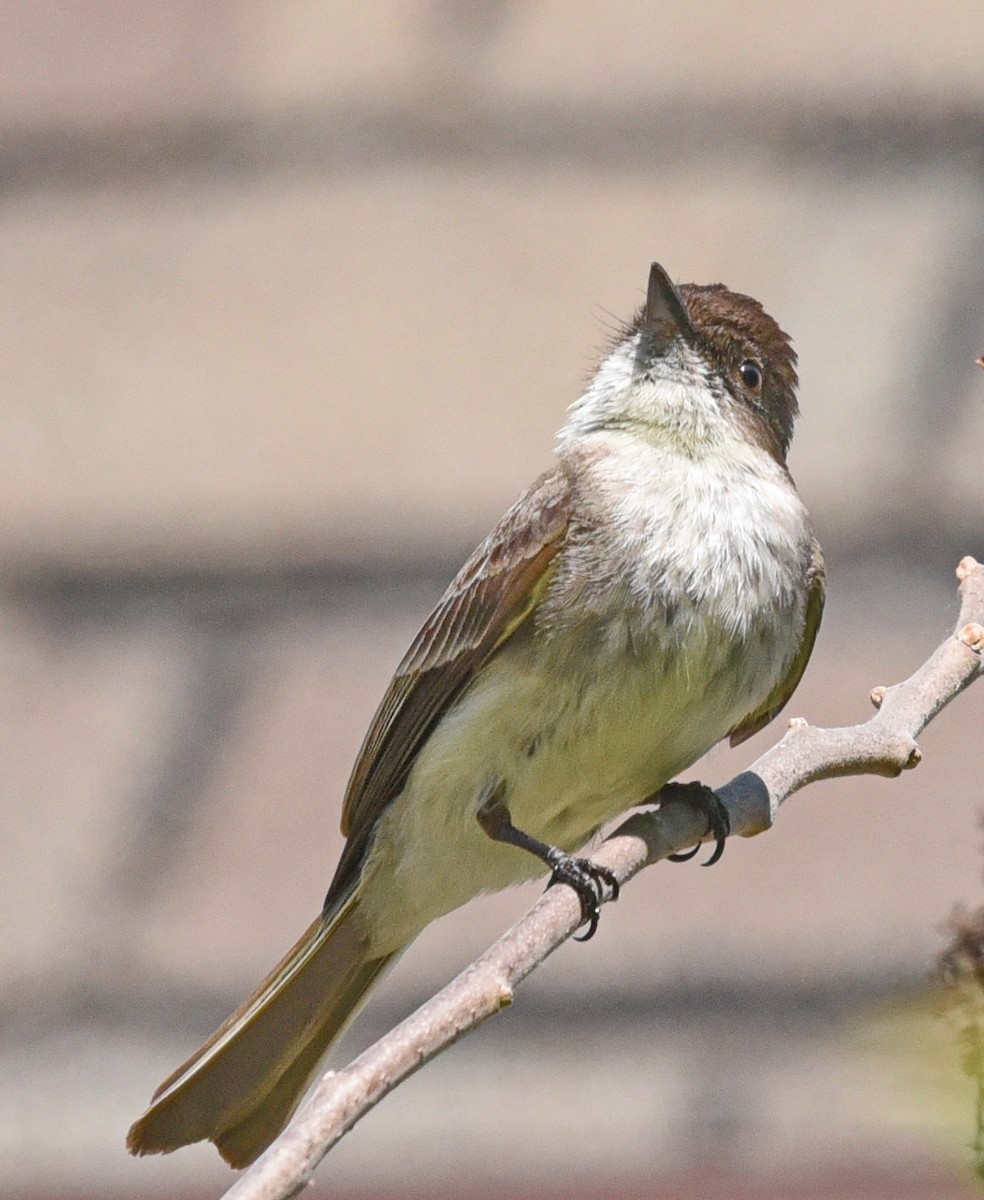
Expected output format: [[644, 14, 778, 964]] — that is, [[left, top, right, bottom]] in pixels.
[[223, 556, 984, 1200]]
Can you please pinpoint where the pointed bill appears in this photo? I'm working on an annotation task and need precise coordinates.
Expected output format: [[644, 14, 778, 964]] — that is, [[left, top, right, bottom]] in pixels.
[[642, 261, 693, 346]]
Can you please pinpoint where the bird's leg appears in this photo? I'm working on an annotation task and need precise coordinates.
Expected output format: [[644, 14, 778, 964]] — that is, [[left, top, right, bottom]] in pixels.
[[476, 789, 619, 941], [658, 781, 730, 866]]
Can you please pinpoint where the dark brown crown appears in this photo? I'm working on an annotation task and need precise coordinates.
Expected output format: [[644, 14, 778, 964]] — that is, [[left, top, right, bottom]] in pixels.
[[680, 282, 799, 458], [627, 268, 800, 460]]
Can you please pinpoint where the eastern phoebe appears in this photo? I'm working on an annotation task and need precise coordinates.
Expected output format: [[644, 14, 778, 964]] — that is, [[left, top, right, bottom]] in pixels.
[[128, 262, 824, 1167]]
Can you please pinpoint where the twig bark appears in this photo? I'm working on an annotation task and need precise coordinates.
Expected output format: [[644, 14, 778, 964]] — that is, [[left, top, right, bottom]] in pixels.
[[222, 556, 984, 1200]]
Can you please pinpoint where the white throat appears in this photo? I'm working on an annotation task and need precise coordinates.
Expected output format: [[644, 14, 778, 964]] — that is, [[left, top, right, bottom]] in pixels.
[[558, 334, 729, 456]]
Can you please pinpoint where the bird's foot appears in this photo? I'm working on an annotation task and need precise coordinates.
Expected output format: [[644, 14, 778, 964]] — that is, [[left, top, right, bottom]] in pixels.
[[476, 792, 619, 941], [544, 850, 620, 941], [659, 781, 730, 866]]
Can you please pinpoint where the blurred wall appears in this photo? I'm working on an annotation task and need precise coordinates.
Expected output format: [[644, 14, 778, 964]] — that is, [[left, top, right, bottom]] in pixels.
[[1, 4, 982, 1198]]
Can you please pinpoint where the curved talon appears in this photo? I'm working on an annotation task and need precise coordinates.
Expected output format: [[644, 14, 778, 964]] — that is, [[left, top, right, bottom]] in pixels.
[[573, 913, 600, 942], [667, 842, 702, 863], [701, 792, 730, 866], [545, 853, 619, 941], [660, 781, 731, 867]]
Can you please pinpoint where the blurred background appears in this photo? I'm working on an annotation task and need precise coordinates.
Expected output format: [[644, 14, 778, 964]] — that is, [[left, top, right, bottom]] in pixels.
[[1, 3, 983, 1198]]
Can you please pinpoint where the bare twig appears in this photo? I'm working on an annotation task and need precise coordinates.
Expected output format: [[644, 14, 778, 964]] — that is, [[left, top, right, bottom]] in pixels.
[[223, 557, 984, 1200]]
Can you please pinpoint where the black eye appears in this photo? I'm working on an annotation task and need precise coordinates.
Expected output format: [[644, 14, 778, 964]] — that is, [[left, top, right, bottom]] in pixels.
[[739, 360, 762, 390]]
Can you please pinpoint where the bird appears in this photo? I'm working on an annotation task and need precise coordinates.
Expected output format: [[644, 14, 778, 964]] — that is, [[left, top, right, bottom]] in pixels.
[[128, 261, 824, 1168]]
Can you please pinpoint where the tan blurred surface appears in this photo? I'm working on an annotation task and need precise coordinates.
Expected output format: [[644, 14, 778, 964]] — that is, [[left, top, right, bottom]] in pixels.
[[2, 167, 982, 570], [1, 4, 983, 1198]]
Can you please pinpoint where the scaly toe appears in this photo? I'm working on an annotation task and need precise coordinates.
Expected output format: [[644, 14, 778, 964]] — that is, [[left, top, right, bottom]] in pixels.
[[545, 852, 619, 941]]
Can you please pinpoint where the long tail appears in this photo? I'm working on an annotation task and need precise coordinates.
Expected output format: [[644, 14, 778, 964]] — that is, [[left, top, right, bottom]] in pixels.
[[127, 894, 398, 1168]]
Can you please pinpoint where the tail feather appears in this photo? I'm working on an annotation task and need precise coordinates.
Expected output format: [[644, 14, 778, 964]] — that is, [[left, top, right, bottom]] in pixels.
[[127, 895, 398, 1168]]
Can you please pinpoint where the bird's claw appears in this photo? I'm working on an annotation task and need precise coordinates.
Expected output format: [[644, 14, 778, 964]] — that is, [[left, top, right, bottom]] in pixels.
[[660, 781, 730, 866], [545, 852, 620, 941]]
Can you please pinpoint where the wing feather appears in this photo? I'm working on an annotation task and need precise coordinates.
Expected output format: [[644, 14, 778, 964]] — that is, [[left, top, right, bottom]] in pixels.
[[325, 469, 571, 903], [729, 538, 825, 746]]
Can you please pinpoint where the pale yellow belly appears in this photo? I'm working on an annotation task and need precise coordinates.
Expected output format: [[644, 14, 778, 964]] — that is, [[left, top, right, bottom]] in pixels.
[[356, 610, 794, 954]]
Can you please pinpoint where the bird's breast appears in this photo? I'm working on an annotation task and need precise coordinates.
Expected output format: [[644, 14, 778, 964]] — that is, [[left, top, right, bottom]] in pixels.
[[360, 440, 813, 950], [546, 433, 812, 644]]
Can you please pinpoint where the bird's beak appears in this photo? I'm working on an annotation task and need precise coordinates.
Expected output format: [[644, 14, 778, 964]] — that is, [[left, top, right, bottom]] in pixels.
[[642, 262, 693, 346]]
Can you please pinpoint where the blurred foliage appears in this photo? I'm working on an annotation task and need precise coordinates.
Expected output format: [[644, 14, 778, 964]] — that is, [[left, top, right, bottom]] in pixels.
[[850, 898, 984, 1187], [940, 904, 984, 1180]]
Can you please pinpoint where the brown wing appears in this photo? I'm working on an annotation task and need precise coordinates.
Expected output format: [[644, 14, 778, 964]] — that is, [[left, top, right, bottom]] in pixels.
[[729, 538, 825, 746], [325, 468, 571, 904]]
